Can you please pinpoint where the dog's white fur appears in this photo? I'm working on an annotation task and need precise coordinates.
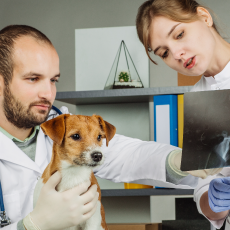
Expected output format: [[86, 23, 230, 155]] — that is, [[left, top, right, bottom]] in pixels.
[[57, 161, 92, 192]]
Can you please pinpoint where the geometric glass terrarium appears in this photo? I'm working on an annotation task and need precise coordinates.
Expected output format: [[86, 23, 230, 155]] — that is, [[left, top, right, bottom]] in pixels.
[[104, 40, 144, 89]]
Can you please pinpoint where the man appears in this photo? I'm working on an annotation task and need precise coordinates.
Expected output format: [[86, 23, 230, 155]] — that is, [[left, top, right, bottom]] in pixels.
[[0, 25, 214, 230], [0, 25, 99, 230]]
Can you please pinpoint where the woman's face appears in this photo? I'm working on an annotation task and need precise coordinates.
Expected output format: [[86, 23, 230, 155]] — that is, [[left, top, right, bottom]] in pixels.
[[149, 15, 216, 76]]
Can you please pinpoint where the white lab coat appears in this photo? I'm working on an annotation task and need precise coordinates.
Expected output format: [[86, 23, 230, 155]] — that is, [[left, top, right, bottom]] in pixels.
[[193, 61, 230, 230], [0, 105, 198, 229]]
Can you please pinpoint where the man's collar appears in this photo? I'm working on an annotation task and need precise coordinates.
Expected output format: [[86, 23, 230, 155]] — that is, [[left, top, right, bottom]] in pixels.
[[0, 125, 40, 143]]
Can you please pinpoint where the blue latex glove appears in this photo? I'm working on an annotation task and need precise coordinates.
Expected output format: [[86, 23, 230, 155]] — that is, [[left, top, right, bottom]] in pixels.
[[208, 177, 230, 213]]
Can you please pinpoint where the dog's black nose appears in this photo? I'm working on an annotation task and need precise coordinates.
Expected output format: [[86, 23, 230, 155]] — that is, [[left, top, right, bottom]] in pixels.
[[91, 152, 102, 162]]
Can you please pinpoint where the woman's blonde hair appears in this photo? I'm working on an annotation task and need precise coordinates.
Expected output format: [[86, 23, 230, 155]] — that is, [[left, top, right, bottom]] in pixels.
[[136, 0, 219, 64]]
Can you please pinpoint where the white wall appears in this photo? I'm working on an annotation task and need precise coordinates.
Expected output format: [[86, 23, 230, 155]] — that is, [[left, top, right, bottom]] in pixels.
[[75, 26, 149, 91], [0, 0, 229, 92]]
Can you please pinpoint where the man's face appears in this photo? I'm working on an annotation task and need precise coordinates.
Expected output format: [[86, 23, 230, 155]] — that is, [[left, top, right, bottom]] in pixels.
[[2, 36, 60, 129]]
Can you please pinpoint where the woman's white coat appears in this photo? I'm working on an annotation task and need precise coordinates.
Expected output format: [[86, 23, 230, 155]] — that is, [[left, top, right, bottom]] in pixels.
[[193, 61, 230, 230]]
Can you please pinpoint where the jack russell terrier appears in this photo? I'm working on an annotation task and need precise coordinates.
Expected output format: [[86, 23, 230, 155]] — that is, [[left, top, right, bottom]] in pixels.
[[33, 114, 116, 230]]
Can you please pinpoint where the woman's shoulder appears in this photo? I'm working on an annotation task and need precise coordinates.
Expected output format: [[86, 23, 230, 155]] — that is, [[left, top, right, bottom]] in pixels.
[[190, 75, 207, 92]]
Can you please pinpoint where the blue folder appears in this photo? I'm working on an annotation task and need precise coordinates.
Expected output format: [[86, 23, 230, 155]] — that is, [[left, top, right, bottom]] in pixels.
[[154, 95, 178, 189], [154, 95, 178, 147]]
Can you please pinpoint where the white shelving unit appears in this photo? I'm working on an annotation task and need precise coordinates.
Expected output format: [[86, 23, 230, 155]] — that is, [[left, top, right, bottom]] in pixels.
[[55, 86, 194, 224]]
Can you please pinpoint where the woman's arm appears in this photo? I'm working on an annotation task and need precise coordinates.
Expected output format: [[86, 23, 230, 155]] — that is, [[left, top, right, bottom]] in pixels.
[[194, 176, 230, 229], [200, 191, 229, 220]]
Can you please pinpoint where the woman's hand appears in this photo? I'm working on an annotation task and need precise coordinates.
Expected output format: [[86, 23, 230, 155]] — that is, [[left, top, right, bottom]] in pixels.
[[187, 168, 223, 179], [208, 177, 230, 213], [168, 150, 222, 179], [199, 178, 230, 221]]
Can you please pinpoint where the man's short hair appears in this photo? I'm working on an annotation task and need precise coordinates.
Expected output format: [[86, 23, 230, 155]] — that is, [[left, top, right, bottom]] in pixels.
[[0, 25, 53, 86]]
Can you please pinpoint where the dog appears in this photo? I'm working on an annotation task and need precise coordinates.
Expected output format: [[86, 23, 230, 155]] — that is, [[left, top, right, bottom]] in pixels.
[[33, 114, 116, 230]]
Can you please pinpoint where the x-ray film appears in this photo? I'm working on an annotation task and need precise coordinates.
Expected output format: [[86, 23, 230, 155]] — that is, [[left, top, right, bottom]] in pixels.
[[181, 89, 230, 171]]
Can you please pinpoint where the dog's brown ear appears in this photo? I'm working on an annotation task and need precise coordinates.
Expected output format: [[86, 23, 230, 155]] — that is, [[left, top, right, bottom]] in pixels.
[[41, 114, 70, 145], [94, 115, 116, 146]]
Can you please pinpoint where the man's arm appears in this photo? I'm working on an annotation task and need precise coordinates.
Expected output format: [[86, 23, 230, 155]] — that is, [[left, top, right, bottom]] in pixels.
[[17, 220, 25, 230], [11, 172, 97, 230], [26, 172, 98, 230]]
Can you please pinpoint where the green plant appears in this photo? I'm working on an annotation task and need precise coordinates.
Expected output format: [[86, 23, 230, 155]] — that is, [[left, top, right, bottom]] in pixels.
[[119, 72, 129, 82]]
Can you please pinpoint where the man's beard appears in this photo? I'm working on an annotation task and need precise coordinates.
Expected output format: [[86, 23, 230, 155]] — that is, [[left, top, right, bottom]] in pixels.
[[3, 86, 52, 129]]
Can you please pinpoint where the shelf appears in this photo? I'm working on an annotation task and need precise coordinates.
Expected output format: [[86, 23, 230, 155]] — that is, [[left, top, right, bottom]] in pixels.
[[55, 87, 195, 197], [55, 86, 193, 105], [101, 188, 194, 197]]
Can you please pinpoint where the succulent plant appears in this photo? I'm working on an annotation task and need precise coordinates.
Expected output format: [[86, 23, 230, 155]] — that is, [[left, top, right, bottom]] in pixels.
[[118, 71, 129, 82]]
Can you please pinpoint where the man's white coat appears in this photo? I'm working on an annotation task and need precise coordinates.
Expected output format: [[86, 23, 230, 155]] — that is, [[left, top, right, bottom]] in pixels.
[[0, 107, 198, 230]]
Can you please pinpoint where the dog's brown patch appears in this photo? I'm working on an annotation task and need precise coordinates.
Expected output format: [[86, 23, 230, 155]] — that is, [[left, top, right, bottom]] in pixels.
[[90, 172, 107, 230]]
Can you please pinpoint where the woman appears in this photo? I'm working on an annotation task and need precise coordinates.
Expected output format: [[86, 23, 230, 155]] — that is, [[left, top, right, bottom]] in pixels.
[[136, 0, 230, 229]]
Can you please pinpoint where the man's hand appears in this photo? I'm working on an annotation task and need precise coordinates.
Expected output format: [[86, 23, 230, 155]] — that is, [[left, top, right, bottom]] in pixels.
[[29, 171, 99, 230]]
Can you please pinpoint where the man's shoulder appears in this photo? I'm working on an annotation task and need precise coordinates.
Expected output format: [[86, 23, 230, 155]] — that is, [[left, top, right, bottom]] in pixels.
[[46, 106, 70, 121]]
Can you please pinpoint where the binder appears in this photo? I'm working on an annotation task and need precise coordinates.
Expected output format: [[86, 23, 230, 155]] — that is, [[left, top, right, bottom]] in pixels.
[[153, 95, 178, 189], [124, 183, 153, 189], [154, 95, 178, 146], [125, 95, 178, 190], [178, 95, 184, 148]]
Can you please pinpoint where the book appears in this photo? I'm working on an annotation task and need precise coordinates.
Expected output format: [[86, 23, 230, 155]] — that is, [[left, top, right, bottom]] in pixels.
[[178, 95, 184, 148], [124, 183, 153, 189]]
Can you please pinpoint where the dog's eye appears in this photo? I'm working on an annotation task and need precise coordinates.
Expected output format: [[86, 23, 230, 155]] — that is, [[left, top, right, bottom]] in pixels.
[[71, 134, 80, 140], [97, 135, 102, 141]]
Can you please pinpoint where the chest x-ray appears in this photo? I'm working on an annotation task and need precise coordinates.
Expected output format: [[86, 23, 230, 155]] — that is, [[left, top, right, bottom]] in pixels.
[[181, 89, 230, 171]]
